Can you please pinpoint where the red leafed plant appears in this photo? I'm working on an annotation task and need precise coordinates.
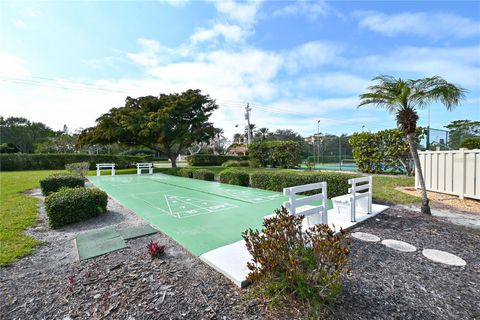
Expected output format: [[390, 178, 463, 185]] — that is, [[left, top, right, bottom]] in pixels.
[[68, 275, 75, 291], [147, 240, 165, 258]]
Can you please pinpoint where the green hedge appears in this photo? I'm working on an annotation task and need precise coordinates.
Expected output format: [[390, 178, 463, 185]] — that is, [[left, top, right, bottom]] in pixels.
[[178, 168, 194, 178], [186, 154, 248, 166], [40, 174, 85, 195], [248, 141, 301, 168], [219, 169, 250, 186], [0, 153, 149, 171], [221, 160, 251, 167], [192, 169, 215, 181], [250, 171, 358, 198], [157, 167, 181, 176], [45, 187, 108, 228]]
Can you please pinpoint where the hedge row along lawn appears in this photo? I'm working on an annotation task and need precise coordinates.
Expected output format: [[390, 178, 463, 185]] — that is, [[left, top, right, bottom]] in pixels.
[[0, 170, 62, 265]]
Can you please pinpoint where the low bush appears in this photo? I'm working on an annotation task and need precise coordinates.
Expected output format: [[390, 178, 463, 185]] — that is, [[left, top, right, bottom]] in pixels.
[[192, 169, 215, 181], [219, 169, 250, 186], [0, 153, 149, 171], [44, 187, 108, 228], [186, 154, 248, 166], [250, 171, 357, 198], [243, 207, 350, 315], [65, 162, 90, 176], [178, 168, 194, 178], [40, 174, 85, 195], [249, 141, 301, 168], [157, 167, 181, 176], [221, 160, 251, 167], [460, 137, 480, 149]]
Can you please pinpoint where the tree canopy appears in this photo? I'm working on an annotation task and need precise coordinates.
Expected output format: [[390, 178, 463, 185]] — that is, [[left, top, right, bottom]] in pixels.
[[0, 116, 57, 153], [445, 120, 480, 149], [78, 89, 218, 167]]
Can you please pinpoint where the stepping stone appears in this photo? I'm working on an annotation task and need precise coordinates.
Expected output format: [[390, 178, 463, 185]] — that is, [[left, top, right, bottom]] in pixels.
[[422, 249, 466, 266], [351, 232, 381, 242], [381, 239, 416, 252]]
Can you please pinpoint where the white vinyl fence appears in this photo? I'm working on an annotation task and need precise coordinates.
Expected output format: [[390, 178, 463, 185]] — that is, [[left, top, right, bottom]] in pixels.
[[415, 149, 480, 200]]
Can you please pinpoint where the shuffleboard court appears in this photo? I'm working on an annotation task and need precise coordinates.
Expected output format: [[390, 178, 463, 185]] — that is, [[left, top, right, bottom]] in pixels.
[[89, 173, 332, 256]]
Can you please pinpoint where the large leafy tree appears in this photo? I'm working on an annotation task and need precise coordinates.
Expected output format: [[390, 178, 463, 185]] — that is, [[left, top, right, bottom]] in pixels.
[[445, 120, 480, 149], [359, 75, 466, 214], [0, 116, 56, 153], [78, 89, 218, 167]]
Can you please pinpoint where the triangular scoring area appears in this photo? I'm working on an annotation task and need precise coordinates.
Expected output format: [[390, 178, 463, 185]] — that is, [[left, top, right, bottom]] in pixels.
[[222, 188, 282, 203], [164, 195, 238, 218]]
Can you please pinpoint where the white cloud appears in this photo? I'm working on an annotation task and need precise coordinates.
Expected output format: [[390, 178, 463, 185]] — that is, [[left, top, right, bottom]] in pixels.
[[163, 0, 189, 7], [285, 41, 341, 73], [354, 10, 480, 39], [273, 0, 330, 20], [214, 0, 262, 25], [14, 20, 27, 28], [352, 45, 480, 88], [127, 39, 176, 67], [191, 24, 245, 44], [0, 53, 30, 76], [27, 10, 42, 17]]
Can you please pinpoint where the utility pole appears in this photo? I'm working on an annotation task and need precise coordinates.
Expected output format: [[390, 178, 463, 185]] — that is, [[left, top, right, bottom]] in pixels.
[[245, 104, 252, 145]]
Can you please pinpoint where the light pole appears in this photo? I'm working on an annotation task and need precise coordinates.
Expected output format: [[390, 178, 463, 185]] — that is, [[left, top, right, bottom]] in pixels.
[[317, 120, 321, 164]]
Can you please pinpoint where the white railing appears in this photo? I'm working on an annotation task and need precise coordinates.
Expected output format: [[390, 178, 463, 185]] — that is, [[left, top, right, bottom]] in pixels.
[[415, 148, 480, 200], [136, 163, 153, 175], [332, 176, 372, 222]]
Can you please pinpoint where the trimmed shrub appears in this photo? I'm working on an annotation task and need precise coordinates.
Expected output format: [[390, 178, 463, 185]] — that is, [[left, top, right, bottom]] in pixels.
[[157, 167, 181, 176], [0, 153, 149, 171], [221, 160, 251, 167], [460, 137, 480, 149], [186, 154, 248, 166], [65, 162, 90, 177], [178, 168, 194, 178], [250, 171, 357, 198], [219, 169, 250, 186], [192, 169, 215, 181], [44, 187, 108, 228], [243, 207, 350, 314], [40, 174, 85, 195], [249, 141, 301, 168]]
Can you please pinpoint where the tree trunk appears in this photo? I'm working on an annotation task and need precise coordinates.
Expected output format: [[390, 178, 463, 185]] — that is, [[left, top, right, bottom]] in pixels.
[[406, 133, 431, 215], [170, 156, 177, 168]]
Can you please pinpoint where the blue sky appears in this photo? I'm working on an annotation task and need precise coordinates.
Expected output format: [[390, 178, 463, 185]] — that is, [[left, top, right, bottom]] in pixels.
[[1, 0, 479, 140]]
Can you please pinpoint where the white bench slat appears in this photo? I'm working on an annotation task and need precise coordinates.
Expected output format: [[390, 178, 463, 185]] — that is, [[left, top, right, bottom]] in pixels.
[[284, 182, 326, 194]]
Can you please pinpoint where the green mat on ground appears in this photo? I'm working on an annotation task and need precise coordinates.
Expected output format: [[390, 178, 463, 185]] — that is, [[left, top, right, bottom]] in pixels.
[[117, 225, 157, 240], [75, 225, 157, 260]]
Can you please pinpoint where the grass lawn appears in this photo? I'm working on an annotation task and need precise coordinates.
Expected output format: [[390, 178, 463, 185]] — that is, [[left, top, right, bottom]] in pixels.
[[0, 170, 62, 265], [372, 175, 419, 205]]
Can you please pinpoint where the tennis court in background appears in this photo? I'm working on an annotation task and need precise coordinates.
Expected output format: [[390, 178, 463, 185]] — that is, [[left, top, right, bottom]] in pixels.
[[89, 173, 333, 256]]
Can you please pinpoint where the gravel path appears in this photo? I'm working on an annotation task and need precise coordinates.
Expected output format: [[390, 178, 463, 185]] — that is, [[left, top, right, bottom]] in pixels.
[[1, 191, 479, 319]]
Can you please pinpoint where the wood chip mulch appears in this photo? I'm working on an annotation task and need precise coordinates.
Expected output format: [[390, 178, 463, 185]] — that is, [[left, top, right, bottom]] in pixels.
[[1, 193, 479, 319]]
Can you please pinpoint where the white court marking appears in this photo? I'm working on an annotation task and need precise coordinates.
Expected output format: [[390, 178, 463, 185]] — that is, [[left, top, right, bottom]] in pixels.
[[164, 195, 238, 219], [222, 188, 282, 203]]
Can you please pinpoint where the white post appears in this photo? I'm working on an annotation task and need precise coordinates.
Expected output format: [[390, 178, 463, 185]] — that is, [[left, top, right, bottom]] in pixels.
[[96, 165, 100, 177], [350, 181, 356, 222], [458, 148, 466, 199], [149, 165, 153, 175], [367, 176, 373, 214], [111, 165, 115, 176], [322, 182, 328, 224], [137, 166, 141, 175]]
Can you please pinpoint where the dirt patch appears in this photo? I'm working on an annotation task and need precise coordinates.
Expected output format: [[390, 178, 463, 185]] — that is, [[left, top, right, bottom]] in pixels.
[[397, 187, 480, 215]]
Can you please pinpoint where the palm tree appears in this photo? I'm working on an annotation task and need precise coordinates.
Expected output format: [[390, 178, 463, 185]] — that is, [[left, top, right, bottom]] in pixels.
[[358, 75, 466, 214], [257, 127, 269, 141]]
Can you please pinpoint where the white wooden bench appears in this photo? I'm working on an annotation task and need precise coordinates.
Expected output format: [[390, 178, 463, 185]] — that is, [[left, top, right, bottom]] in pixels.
[[136, 163, 153, 175], [331, 176, 372, 222], [96, 163, 116, 176], [283, 182, 328, 227]]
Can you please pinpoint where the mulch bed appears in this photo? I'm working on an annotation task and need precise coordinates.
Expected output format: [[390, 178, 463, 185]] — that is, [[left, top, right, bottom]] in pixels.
[[1, 191, 479, 319]]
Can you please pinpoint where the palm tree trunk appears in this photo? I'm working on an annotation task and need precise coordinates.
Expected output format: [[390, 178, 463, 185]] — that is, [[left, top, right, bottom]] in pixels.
[[406, 133, 431, 215]]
